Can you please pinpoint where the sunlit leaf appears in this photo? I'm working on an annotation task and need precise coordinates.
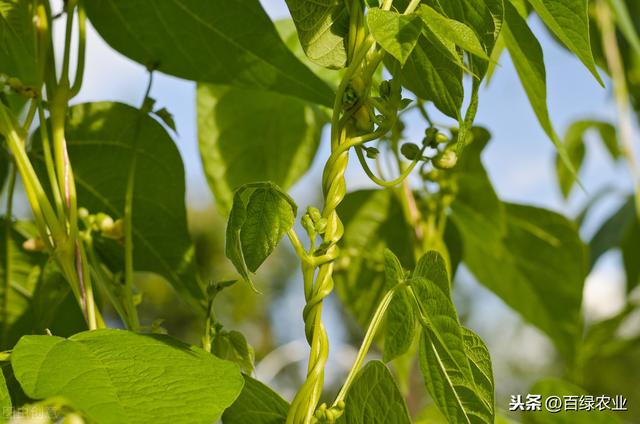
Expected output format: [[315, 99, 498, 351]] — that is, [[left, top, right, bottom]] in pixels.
[[12, 329, 243, 424], [284, 0, 348, 69], [226, 182, 296, 289], [338, 361, 411, 424], [528, 0, 602, 84], [197, 84, 324, 214], [367, 8, 423, 65], [222, 375, 289, 424], [416, 5, 490, 60], [85, 0, 334, 106]]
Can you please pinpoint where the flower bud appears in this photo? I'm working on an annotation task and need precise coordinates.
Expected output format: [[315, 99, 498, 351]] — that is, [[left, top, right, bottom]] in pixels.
[[379, 80, 391, 99], [364, 146, 380, 159], [307, 207, 322, 223], [435, 133, 449, 144], [102, 218, 124, 240], [23, 238, 45, 252], [400, 143, 421, 160], [302, 214, 315, 234], [315, 218, 327, 234], [434, 149, 458, 169]]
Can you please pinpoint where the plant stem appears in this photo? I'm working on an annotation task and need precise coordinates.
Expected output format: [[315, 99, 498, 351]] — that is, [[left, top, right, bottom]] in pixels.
[[1, 167, 17, 348], [332, 286, 398, 407], [597, 0, 640, 218], [70, 0, 86, 98], [37, 102, 65, 220]]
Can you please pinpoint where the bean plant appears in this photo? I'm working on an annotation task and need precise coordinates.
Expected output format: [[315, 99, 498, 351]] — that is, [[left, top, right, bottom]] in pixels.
[[0, 0, 638, 423]]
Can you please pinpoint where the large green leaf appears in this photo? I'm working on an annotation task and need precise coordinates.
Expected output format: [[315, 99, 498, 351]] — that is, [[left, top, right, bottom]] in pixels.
[[32, 102, 205, 308], [413, 252, 494, 423], [197, 84, 324, 214], [0, 0, 36, 85], [527, 0, 602, 84], [338, 361, 411, 424], [502, 1, 573, 171], [222, 375, 289, 424], [555, 120, 618, 198], [524, 379, 623, 424], [283, 0, 348, 69], [84, 0, 333, 106], [334, 189, 414, 328], [457, 203, 587, 359], [416, 5, 490, 60], [225, 182, 296, 289], [382, 250, 415, 362], [12, 329, 243, 424], [367, 8, 423, 66]]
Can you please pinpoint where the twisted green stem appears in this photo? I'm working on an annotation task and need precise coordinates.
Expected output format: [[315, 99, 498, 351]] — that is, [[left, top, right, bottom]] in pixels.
[[288, 127, 350, 424]]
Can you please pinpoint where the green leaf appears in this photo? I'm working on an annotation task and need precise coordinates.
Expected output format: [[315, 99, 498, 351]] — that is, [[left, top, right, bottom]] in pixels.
[[339, 361, 411, 424], [0, 0, 36, 85], [12, 329, 243, 424], [555, 120, 618, 198], [2, 262, 85, 350], [334, 189, 414, 328], [197, 83, 324, 214], [212, 329, 255, 374], [423, 0, 503, 76], [460, 327, 494, 416], [226, 182, 297, 289], [524, 379, 623, 424], [283, 0, 348, 69], [0, 220, 85, 349], [382, 250, 415, 362], [457, 203, 587, 359], [275, 19, 343, 89], [528, 0, 602, 84], [367, 9, 423, 65], [396, 34, 464, 118], [0, 218, 43, 348], [222, 374, 289, 424], [32, 102, 205, 309], [502, 1, 575, 175], [589, 196, 639, 292], [450, 127, 507, 249], [153, 107, 177, 133], [413, 251, 494, 424], [0, 370, 10, 424], [589, 196, 635, 268], [415, 404, 516, 424], [416, 5, 490, 60], [84, 0, 334, 106]]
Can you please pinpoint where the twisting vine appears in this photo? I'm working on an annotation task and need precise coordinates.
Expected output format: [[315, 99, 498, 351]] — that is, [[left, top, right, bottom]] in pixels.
[[287, 1, 424, 422]]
